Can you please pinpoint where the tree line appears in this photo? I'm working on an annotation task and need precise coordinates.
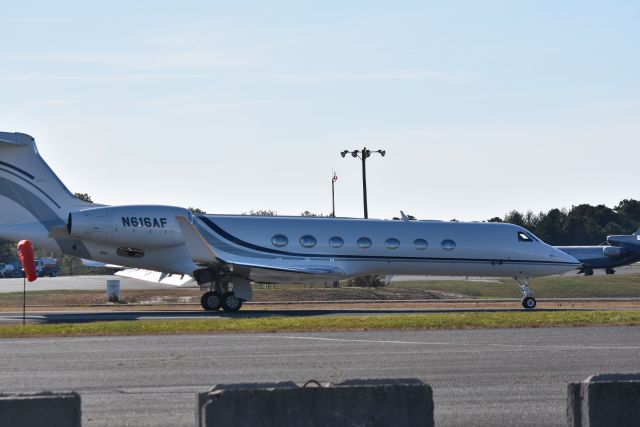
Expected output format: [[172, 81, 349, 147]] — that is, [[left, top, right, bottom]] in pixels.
[[487, 199, 640, 245]]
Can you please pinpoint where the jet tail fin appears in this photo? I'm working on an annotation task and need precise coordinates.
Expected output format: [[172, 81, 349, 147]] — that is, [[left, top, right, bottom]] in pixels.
[[0, 132, 96, 226], [0, 132, 98, 250]]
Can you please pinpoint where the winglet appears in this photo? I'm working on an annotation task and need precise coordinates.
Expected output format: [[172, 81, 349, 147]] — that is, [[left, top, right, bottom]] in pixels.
[[175, 215, 219, 264], [400, 210, 409, 221]]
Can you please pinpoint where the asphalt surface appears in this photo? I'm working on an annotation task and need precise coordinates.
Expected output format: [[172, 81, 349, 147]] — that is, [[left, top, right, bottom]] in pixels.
[[1, 327, 639, 426], [0, 306, 630, 325], [0, 275, 180, 293]]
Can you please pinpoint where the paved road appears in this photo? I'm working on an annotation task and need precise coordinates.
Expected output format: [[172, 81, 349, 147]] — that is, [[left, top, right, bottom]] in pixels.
[[1, 327, 639, 426]]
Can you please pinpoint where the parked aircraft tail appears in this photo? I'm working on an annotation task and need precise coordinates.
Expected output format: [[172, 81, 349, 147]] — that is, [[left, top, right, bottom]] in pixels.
[[0, 132, 95, 247]]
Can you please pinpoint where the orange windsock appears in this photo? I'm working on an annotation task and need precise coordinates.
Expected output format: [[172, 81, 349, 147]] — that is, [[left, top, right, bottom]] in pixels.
[[17, 240, 37, 282]]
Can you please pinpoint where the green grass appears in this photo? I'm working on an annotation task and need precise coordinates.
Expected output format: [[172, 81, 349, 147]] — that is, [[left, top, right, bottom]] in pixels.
[[1, 310, 640, 338], [394, 274, 640, 298]]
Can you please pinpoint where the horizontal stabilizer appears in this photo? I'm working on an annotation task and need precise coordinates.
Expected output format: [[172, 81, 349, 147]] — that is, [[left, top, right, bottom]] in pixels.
[[115, 268, 196, 286], [0, 132, 30, 146]]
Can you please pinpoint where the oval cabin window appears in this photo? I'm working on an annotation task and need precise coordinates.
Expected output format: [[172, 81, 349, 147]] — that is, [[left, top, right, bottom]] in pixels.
[[385, 238, 400, 249], [357, 237, 372, 249], [271, 234, 288, 247], [299, 235, 317, 248], [441, 239, 456, 251], [329, 236, 344, 248], [413, 239, 428, 250]]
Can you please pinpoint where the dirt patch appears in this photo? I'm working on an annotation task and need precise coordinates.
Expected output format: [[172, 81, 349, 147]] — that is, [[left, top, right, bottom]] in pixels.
[[0, 287, 464, 310], [253, 287, 462, 302]]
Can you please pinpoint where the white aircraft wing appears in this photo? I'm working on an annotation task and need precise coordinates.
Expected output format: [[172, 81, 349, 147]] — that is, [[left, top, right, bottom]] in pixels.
[[231, 261, 345, 284], [176, 214, 345, 283], [175, 215, 219, 264], [115, 268, 196, 286]]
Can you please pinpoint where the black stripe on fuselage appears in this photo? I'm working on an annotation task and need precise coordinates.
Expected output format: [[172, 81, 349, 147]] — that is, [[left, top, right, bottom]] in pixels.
[[0, 160, 35, 180], [0, 167, 61, 209], [197, 216, 577, 266]]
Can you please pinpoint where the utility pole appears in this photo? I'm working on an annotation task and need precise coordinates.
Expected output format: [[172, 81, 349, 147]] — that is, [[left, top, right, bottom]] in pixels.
[[331, 172, 338, 217], [340, 147, 385, 219]]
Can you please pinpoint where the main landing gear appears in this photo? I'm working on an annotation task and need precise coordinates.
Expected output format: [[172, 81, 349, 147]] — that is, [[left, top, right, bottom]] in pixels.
[[194, 267, 248, 312], [201, 291, 242, 312], [513, 274, 536, 309]]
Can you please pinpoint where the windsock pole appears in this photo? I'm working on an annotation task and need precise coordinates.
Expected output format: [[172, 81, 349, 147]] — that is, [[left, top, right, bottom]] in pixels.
[[17, 240, 37, 325]]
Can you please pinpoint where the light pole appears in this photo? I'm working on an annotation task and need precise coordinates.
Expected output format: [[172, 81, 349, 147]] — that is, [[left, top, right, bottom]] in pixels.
[[340, 147, 385, 219], [331, 172, 338, 217]]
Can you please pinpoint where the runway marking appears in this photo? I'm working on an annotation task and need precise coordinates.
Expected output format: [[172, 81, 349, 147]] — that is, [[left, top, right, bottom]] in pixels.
[[272, 335, 640, 350], [275, 335, 453, 345]]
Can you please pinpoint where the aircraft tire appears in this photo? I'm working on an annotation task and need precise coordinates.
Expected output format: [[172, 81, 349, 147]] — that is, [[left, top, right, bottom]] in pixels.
[[221, 292, 243, 312], [201, 291, 222, 311], [521, 296, 536, 309]]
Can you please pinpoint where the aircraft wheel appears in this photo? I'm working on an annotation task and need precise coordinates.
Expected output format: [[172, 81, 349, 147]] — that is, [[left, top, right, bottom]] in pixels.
[[521, 296, 536, 309], [201, 291, 221, 311], [221, 292, 243, 312]]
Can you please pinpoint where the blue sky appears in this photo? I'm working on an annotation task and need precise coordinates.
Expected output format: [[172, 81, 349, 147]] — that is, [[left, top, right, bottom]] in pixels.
[[3, 1, 639, 220]]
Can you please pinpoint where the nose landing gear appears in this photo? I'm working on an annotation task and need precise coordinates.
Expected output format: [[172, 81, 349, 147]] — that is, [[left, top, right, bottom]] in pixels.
[[513, 274, 536, 309]]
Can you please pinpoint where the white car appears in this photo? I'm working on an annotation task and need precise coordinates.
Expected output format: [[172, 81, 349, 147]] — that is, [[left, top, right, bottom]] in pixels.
[[0, 263, 16, 278]]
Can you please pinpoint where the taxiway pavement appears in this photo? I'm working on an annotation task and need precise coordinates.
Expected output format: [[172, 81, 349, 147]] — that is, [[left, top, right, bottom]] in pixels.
[[0, 275, 179, 293], [1, 326, 639, 426], [0, 306, 632, 325]]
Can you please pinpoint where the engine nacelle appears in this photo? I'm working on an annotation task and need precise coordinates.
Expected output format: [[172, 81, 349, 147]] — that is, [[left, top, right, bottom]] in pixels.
[[67, 205, 191, 249], [602, 246, 624, 257]]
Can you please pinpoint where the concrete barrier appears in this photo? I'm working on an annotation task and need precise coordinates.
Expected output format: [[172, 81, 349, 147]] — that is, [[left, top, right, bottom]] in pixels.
[[0, 392, 81, 427], [567, 373, 640, 427], [198, 378, 433, 427]]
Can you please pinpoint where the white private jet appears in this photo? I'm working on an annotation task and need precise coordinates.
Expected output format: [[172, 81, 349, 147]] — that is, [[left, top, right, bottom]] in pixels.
[[0, 132, 581, 311]]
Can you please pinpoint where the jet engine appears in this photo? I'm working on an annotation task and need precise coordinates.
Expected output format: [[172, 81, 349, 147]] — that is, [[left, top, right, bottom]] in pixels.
[[67, 205, 190, 249], [602, 246, 624, 257]]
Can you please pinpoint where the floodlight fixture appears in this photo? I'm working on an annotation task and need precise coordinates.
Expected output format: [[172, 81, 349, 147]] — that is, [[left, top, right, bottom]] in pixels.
[[339, 147, 386, 219]]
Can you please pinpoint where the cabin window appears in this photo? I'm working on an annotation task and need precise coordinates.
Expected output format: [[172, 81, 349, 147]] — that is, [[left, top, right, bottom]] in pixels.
[[271, 234, 288, 247], [299, 235, 317, 248], [329, 236, 344, 248], [357, 237, 372, 249], [385, 238, 400, 249], [517, 232, 533, 242], [441, 239, 456, 251], [413, 239, 428, 250]]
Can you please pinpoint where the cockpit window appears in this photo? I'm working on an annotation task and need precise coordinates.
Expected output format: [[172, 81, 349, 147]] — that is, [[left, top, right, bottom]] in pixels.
[[518, 231, 535, 242]]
